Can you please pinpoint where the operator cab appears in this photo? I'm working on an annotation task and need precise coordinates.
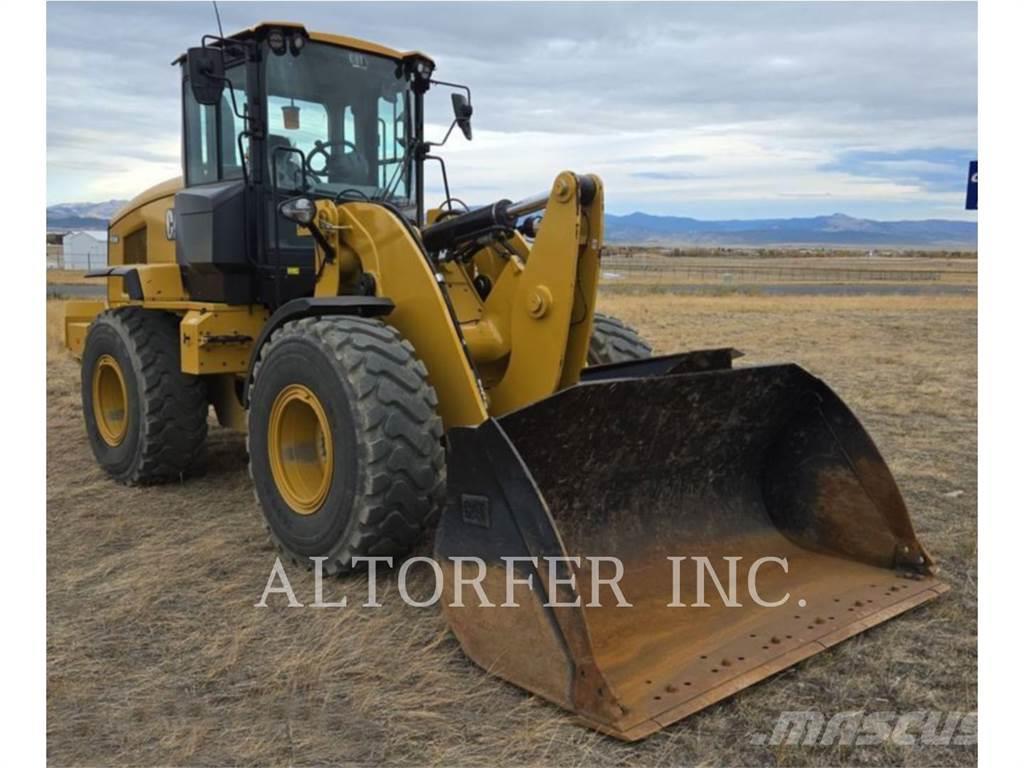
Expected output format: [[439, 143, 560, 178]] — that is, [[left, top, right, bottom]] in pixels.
[[174, 23, 435, 307]]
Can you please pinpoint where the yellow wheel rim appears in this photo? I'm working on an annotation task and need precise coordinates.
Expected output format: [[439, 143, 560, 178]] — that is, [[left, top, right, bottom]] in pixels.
[[92, 354, 128, 446], [267, 384, 334, 515]]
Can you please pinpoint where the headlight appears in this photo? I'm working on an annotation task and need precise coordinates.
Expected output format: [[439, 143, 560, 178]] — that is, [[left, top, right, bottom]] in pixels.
[[279, 197, 316, 225], [407, 56, 434, 82]]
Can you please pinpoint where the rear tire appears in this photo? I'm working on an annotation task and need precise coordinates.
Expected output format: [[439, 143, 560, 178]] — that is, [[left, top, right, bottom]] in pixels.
[[247, 316, 445, 574], [587, 313, 653, 365], [81, 308, 208, 484]]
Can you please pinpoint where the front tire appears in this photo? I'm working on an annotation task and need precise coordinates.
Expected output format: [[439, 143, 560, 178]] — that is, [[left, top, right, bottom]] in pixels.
[[247, 316, 445, 574], [81, 308, 208, 483], [587, 312, 653, 365]]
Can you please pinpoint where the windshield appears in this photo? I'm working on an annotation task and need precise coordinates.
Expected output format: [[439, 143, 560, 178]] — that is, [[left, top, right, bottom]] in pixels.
[[264, 41, 414, 207]]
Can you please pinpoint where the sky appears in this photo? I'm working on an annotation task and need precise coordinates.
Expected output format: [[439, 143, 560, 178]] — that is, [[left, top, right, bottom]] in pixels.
[[46, 1, 977, 220]]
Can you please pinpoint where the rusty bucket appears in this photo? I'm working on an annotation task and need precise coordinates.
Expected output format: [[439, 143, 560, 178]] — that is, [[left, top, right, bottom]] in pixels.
[[436, 350, 947, 741]]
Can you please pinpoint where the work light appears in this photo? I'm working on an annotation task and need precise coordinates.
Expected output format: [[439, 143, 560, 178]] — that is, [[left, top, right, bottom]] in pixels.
[[268, 29, 287, 55], [279, 196, 316, 225]]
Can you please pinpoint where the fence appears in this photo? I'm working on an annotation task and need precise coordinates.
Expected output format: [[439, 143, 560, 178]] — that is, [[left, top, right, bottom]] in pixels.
[[47, 245, 108, 271], [46, 244, 63, 269], [600, 258, 954, 284]]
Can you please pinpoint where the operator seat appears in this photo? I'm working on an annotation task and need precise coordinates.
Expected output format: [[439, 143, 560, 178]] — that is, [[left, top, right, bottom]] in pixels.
[[268, 134, 305, 190]]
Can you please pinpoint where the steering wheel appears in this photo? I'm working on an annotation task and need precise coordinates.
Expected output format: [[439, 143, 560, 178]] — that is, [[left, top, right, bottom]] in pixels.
[[307, 139, 358, 178]]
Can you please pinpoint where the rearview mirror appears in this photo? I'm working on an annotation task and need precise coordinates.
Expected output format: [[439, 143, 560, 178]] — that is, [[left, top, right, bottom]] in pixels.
[[187, 47, 225, 106], [451, 93, 473, 141]]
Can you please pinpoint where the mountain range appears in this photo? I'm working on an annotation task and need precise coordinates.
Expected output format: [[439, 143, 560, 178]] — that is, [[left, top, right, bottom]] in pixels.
[[603, 212, 976, 248], [46, 200, 127, 230], [46, 201, 977, 248]]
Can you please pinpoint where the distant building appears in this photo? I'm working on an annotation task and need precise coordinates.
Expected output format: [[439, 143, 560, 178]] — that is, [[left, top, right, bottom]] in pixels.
[[63, 230, 108, 270], [46, 232, 66, 269]]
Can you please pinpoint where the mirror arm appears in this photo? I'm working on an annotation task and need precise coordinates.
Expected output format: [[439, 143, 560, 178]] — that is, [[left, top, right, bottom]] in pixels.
[[305, 221, 335, 265], [426, 79, 473, 143], [199, 34, 251, 56], [429, 119, 460, 149], [429, 79, 472, 105], [196, 71, 252, 125]]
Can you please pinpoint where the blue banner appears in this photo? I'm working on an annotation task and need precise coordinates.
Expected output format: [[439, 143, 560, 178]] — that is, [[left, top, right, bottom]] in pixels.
[[966, 160, 978, 210]]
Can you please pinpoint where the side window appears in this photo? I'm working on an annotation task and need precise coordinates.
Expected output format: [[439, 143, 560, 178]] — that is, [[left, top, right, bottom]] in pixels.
[[221, 67, 248, 180], [184, 84, 217, 185], [184, 64, 248, 185]]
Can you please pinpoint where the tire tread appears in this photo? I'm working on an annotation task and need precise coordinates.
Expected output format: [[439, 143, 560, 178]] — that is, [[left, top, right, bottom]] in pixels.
[[86, 308, 208, 483], [248, 316, 444, 574], [587, 312, 654, 365]]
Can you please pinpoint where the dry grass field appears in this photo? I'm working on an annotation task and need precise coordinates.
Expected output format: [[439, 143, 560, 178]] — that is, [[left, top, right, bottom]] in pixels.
[[46, 268, 98, 285], [47, 288, 977, 766]]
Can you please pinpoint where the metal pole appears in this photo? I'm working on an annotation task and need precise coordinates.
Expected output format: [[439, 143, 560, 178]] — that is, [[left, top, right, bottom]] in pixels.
[[414, 90, 425, 226]]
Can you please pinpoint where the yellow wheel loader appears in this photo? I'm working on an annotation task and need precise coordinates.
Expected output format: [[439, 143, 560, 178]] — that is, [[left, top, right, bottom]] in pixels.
[[63, 22, 947, 741]]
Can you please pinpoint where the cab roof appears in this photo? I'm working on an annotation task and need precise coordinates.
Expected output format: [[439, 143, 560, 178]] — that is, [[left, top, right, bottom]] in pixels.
[[175, 21, 433, 65]]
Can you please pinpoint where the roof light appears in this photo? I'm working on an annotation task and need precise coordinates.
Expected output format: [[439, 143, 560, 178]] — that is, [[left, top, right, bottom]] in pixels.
[[268, 29, 287, 55]]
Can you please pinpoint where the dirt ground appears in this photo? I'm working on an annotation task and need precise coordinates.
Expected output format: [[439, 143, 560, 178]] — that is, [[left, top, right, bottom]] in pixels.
[[46, 291, 977, 766]]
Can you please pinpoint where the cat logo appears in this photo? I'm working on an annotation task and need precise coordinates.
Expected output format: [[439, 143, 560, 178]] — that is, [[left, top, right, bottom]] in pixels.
[[165, 209, 176, 240]]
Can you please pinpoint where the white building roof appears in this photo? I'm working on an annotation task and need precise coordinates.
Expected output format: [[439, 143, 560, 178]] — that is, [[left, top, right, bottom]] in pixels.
[[67, 230, 108, 242]]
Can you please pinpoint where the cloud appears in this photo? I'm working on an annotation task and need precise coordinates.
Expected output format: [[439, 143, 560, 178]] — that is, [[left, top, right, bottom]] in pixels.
[[820, 148, 976, 194], [629, 171, 701, 181], [46, 1, 977, 220], [612, 154, 705, 165]]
